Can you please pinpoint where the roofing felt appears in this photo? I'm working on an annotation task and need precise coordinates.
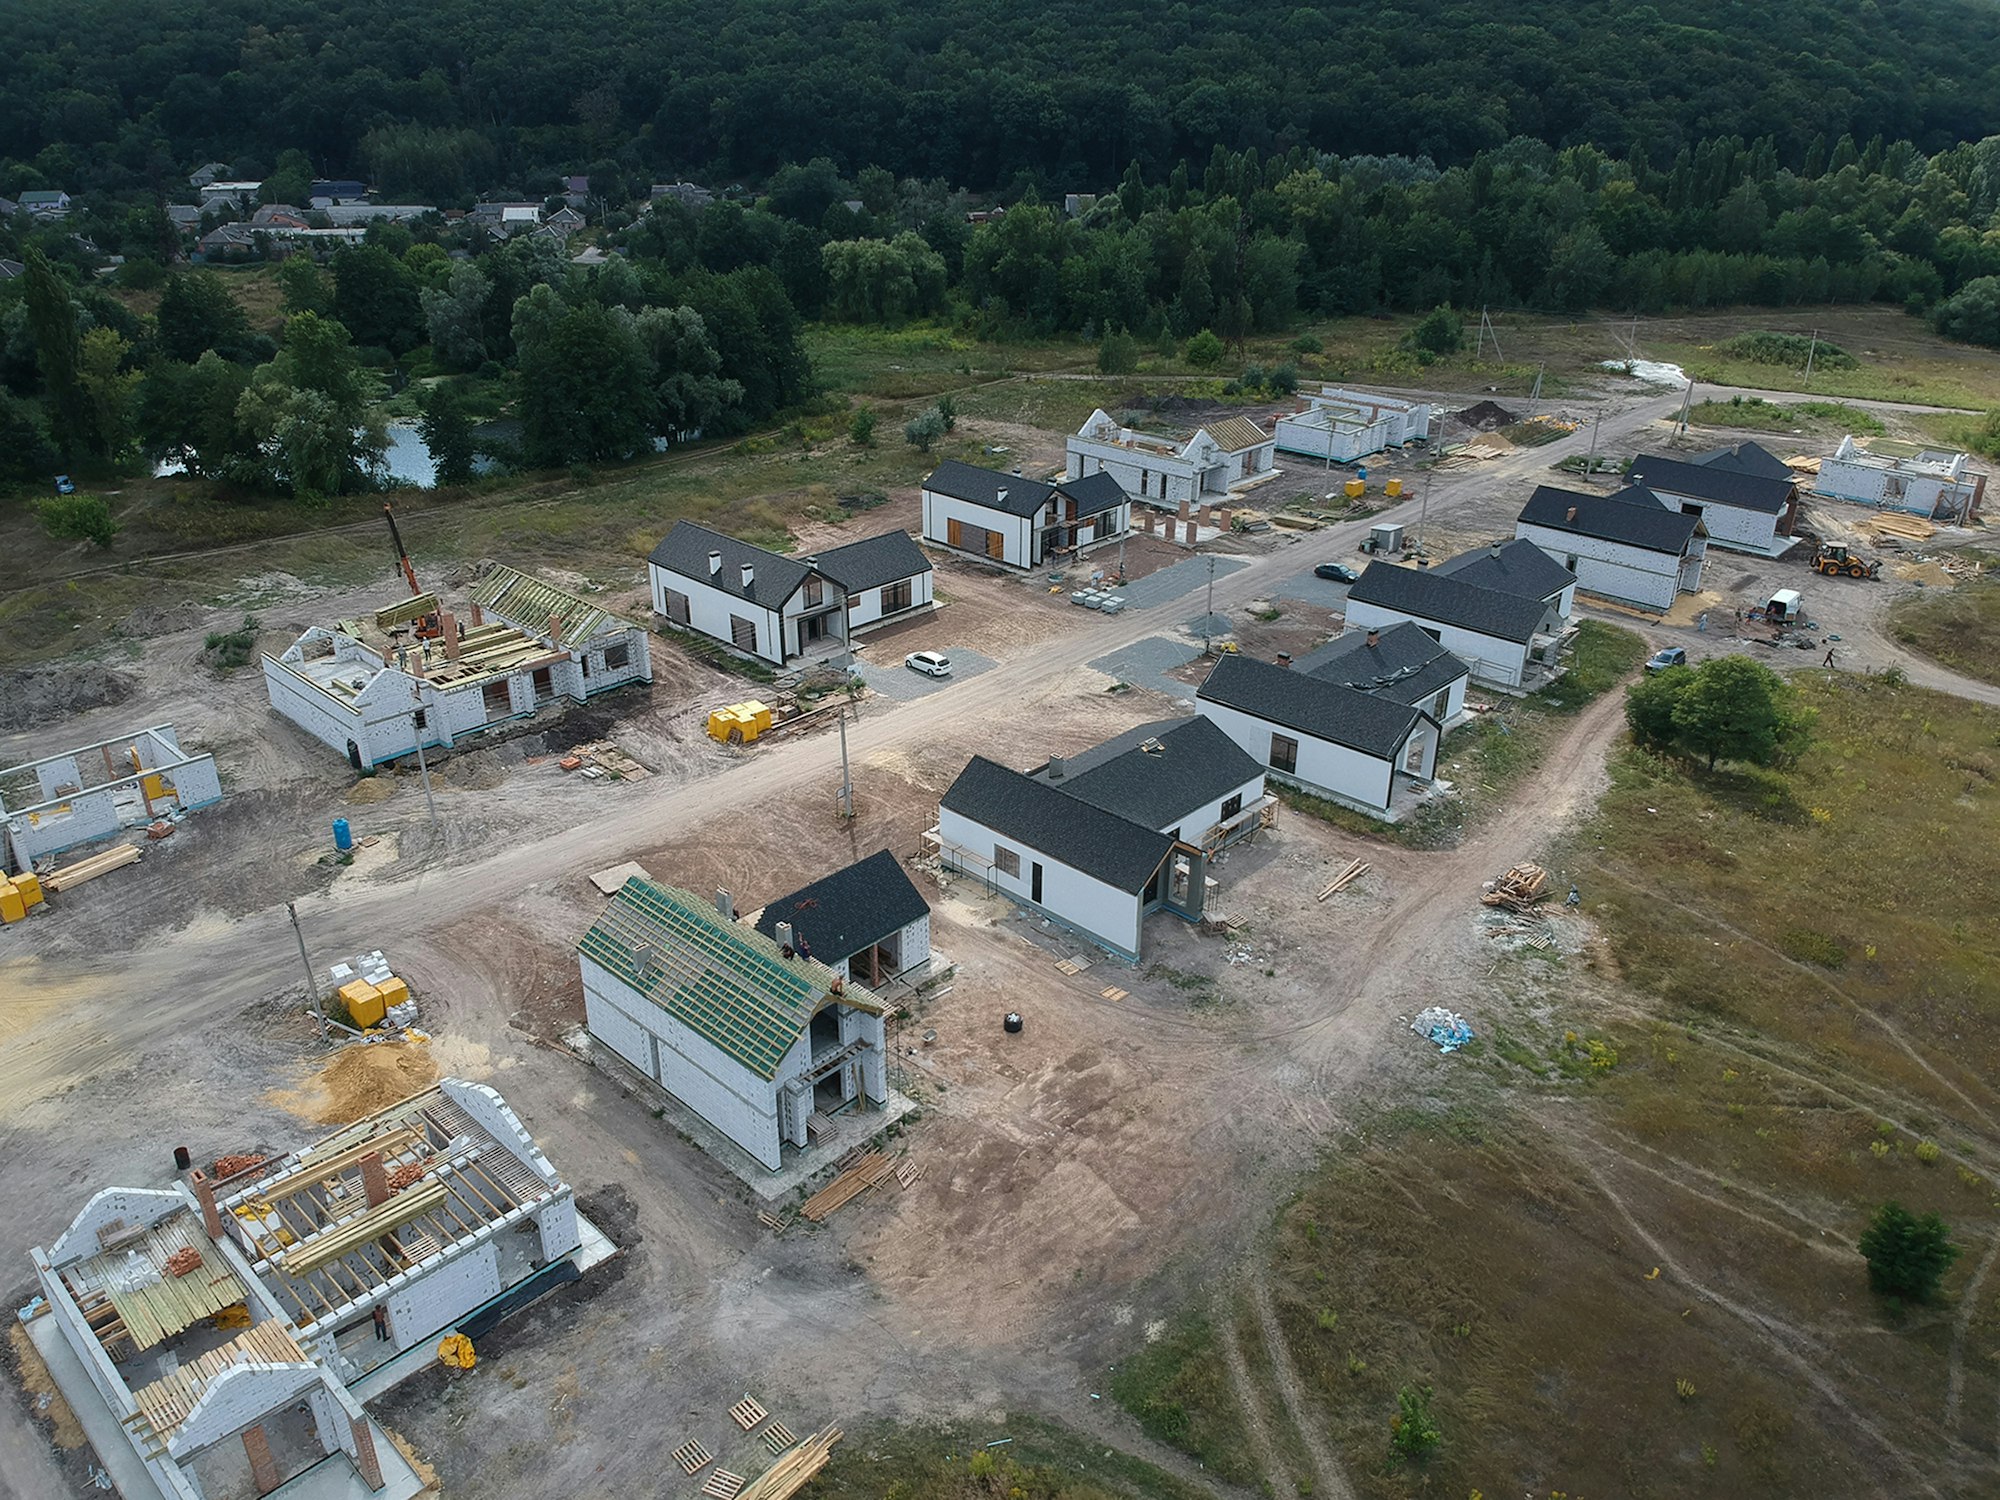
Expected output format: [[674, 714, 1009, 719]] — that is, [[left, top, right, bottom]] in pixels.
[[650, 520, 812, 610], [1058, 469, 1130, 518], [1691, 439, 1793, 481], [753, 848, 931, 959], [1517, 484, 1704, 555], [1200, 416, 1273, 454], [1627, 453, 1794, 514], [1031, 716, 1263, 830], [580, 879, 882, 1079], [922, 459, 1055, 517], [1198, 653, 1424, 759], [941, 756, 1174, 893], [1345, 561, 1553, 644], [471, 563, 631, 643], [812, 529, 932, 592], [1295, 621, 1470, 707], [1430, 538, 1577, 601]]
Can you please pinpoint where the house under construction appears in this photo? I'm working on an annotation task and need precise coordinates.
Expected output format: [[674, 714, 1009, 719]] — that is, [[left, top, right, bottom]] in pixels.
[[2, 724, 221, 874], [261, 564, 651, 769]]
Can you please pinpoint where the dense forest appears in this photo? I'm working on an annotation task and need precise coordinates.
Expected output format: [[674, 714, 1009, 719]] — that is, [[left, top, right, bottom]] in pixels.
[[12, 0, 2000, 504], [10, 0, 2000, 193]]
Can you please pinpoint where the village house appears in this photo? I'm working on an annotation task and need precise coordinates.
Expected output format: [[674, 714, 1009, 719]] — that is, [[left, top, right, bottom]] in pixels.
[[0, 196, 22, 221], [1291, 620, 1472, 727], [320, 203, 437, 227], [196, 181, 261, 211], [20, 189, 73, 219], [187, 161, 231, 188], [1197, 651, 1448, 820], [919, 459, 1131, 568], [1514, 484, 1707, 611], [648, 521, 934, 665], [262, 565, 652, 768], [1813, 436, 1986, 523], [750, 848, 933, 988], [1273, 386, 1433, 464], [650, 181, 715, 210], [1066, 408, 1278, 506], [1342, 560, 1567, 688], [1024, 715, 1272, 853], [309, 179, 370, 204], [1627, 448, 1798, 555], [579, 879, 890, 1171], [1430, 537, 1578, 620]]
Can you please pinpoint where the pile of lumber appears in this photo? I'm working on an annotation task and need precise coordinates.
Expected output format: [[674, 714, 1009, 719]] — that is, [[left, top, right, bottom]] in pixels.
[[1855, 513, 1935, 543], [43, 844, 140, 892], [800, 1153, 893, 1222], [1481, 863, 1550, 912], [1316, 858, 1370, 901], [736, 1424, 844, 1500]]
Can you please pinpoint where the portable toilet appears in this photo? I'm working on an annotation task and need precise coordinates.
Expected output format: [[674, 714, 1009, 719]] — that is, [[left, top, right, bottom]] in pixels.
[[1344, 478, 1366, 499], [1370, 522, 1405, 554]]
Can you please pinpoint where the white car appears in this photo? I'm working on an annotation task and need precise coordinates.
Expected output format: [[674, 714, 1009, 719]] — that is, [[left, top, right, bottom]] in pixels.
[[904, 650, 952, 678]]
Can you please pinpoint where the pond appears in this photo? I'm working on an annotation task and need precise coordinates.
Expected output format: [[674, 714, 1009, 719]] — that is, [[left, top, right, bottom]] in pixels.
[[154, 419, 500, 487]]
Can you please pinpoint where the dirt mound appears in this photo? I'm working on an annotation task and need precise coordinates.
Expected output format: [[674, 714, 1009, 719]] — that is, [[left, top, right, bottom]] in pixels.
[[119, 601, 212, 638], [266, 1039, 438, 1124], [344, 776, 399, 805], [1450, 399, 1518, 431], [0, 664, 135, 732]]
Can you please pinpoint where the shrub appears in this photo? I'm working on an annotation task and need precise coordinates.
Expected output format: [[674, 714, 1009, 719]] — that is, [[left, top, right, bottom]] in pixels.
[[904, 406, 946, 452], [1389, 1384, 1441, 1461], [1098, 327, 1139, 374], [849, 407, 876, 446], [38, 493, 119, 550], [1858, 1201, 1960, 1302], [203, 614, 261, 671], [1402, 305, 1464, 359], [1719, 330, 1859, 369], [1185, 329, 1225, 368], [1289, 333, 1323, 354]]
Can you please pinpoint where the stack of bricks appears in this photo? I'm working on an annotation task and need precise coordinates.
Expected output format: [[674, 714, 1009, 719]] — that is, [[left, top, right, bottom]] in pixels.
[[386, 1162, 427, 1192], [164, 1247, 204, 1278]]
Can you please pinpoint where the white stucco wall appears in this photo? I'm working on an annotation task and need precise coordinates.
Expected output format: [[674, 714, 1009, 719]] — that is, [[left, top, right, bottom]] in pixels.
[[921, 489, 1035, 566], [1196, 699, 1399, 813], [938, 806, 1147, 958], [1513, 524, 1688, 610], [385, 1239, 501, 1351], [1146, 772, 1268, 843], [842, 568, 934, 630], [650, 563, 786, 662], [1340, 599, 1533, 687], [1640, 485, 1780, 553]]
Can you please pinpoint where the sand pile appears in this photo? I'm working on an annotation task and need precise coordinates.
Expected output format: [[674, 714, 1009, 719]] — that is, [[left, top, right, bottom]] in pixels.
[[267, 1039, 438, 1124]]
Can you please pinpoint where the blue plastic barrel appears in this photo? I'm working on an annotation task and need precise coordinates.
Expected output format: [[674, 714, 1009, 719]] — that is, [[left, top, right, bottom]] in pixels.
[[333, 818, 353, 852]]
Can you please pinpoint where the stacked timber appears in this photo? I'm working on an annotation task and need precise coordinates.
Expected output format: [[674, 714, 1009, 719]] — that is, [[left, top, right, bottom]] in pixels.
[[736, 1424, 844, 1500], [800, 1154, 892, 1221], [43, 844, 140, 892], [1481, 863, 1550, 912]]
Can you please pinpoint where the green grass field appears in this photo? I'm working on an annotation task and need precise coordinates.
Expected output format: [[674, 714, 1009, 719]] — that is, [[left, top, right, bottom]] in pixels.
[[1886, 577, 2000, 686], [1687, 396, 1886, 438]]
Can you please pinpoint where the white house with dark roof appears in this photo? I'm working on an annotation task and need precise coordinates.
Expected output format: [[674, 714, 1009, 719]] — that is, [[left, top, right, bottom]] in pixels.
[[938, 755, 1210, 961], [1341, 561, 1566, 688], [1197, 652, 1444, 819], [1627, 449, 1797, 556], [1430, 538, 1577, 622], [580, 879, 889, 1170], [648, 521, 933, 664], [751, 848, 932, 988], [921, 459, 1130, 568], [1293, 620, 1472, 728], [1067, 408, 1278, 505], [1027, 715, 1271, 852], [1515, 484, 1706, 611]]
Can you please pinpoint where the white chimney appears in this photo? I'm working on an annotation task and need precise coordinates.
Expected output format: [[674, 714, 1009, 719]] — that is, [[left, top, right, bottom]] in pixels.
[[1047, 754, 1065, 781], [740, 562, 755, 589], [776, 920, 794, 952], [1490, 542, 1502, 558], [716, 889, 734, 921], [996, 488, 1008, 507], [708, 549, 722, 576]]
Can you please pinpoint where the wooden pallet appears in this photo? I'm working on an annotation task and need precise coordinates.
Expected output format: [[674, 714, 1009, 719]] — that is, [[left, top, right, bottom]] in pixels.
[[730, 1396, 769, 1431], [762, 1421, 797, 1454], [673, 1440, 713, 1475], [894, 1160, 927, 1189], [1054, 958, 1081, 975], [702, 1470, 746, 1498], [801, 1153, 893, 1221], [756, 1210, 790, 1233], [1100, 986, 1128, 1002]]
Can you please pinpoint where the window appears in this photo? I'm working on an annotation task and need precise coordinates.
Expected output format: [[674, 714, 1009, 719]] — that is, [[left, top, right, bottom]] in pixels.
[[882, 579, 912, 613], [482, 680, 512, 717], [412, 707, 427, 730], [1221, 793, 1243, 820], [1405, 734, 1427, 772], [1418, 625, 1442, 644], [604, 642, 631, 670], [1431, 690, 1449, 720], [1270, 734, 1298, 774], [729, 615, 757, 651], [664, 588, 690, 625], [804, 576, 824, 607], [994, 846, 1021, 877]]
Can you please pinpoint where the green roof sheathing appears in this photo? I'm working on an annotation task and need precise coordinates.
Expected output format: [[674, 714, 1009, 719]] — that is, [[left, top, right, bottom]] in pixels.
[[578, 879, 882, 1078], [472, 563, 628, 644]]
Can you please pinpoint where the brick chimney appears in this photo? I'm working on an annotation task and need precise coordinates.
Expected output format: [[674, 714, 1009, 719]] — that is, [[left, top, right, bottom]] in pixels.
[[360, 1151, 390, 1208], [189, 1169, 223, 1241], [439, 612, 459, 661], [1566, 506, 1578, 523], [546, 613, 563, 647], [470, 602, 484, 626], [1365, 629, 1380, 648]]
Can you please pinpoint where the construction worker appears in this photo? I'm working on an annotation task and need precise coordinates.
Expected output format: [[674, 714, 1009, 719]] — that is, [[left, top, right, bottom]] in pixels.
[[373, 1305, 389, 1342], [1823, 646, 1836, 669], [1566, 885, 1580, 909]]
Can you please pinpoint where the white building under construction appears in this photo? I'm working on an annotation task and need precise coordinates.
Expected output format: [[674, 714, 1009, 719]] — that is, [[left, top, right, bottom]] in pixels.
[[1273, 387, 1432, 464], [262, 565, 651, 769]]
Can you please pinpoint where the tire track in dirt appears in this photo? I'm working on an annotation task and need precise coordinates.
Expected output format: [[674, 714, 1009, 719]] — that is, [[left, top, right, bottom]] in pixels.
[[1946, 1224, 2000, 1438], [1583, 1124, 1856, 1253], [1214, 1291, 1290, 1500], [1587, 861, 2000, 1136], [1249, 1275, 1359, 1500], [1570, 1152, 1948, 1500]]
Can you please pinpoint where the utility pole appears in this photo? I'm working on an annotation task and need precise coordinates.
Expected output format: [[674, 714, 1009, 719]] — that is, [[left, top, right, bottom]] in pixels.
[[287, 901, 322, 1035], [1583, 410, 1603, 480], [1802, 328, 1819, 383], [1203, 554, 1216, 653], [1528, 362, 1545, 413], [1417, 461, 1436, 552], [409, 684, 439, 836], [1676, 375, 1696, 436], [836, 706, 854, 820]]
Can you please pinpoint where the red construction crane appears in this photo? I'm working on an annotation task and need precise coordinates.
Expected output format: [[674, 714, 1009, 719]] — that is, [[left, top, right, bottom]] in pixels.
[[382, 502, 422, 595]]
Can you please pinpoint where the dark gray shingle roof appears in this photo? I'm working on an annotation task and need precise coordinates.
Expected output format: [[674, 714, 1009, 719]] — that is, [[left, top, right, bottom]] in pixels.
[[814, 529, 931, 592], [923, 460, 1054, 518], [753, 848, 930, 960], [1058, 470, 1129, 518], [650, 520, 810, 610], [1430, 538, 1576, 601], [1030, 716, 1262, 829], [941, 757, 1174, 893], [1517, 485, 1703, 556], [1627, 453, 1793, 514], [1345, 561, 1552, 644], [1692, 440, 1793, 481], [1198, 654, 1424, 759], [1295, 621, 1469, 707]]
